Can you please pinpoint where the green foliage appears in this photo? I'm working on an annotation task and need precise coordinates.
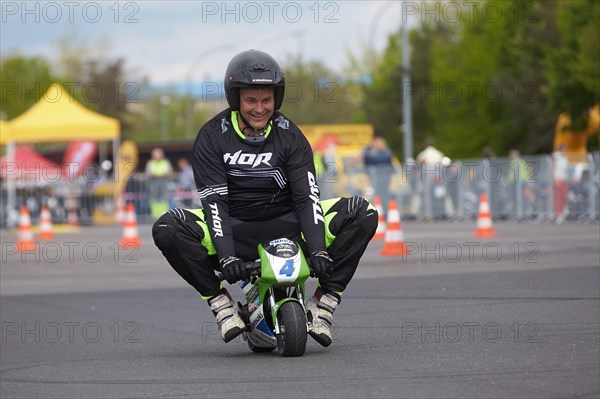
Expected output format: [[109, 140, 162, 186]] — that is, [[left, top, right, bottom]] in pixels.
[[546, 0, 599, 130], [497, 1, 560, 154], [361, 31, 403, 154], [429, 0, 541, 158], [125, 92, 213, 142], [279, 55, 363, 124], [0, 55, 55, 119], [361, 0, 598, 158], [52, 38, 142, 134], [361, 21, 455, 158]]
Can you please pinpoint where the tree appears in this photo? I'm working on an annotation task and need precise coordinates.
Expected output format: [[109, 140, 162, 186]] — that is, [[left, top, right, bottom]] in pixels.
[[428, 0, 566, 156], [53, 36, 146, 135], [278, 55, 363, 124], [358, 0, 595, 158], [490, 0, 561, 154], [84, 57, 136, 131], [360, 20, 455, 158], [429, 1, 522, 158], [125, 89, 213, 142], [361, 30, 404, 155], [545, 0, 599, 130], [0, 55, 55, 119]]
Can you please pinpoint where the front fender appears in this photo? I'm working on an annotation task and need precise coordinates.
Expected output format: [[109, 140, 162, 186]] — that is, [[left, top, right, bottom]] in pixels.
[[271, 297, 307, 333]]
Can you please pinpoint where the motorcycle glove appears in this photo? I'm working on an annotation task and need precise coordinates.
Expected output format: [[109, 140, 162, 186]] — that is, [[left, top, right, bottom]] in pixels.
[[309, 251, 334, 278], [220, 256, 249, 284]]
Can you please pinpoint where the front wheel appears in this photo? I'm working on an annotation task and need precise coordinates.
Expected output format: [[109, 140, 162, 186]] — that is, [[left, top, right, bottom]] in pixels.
[[247, 339, 276, 353], [276, 301, 307, 357]]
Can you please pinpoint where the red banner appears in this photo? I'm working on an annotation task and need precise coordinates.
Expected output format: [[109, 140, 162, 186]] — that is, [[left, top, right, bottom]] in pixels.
[[62, 141, 97, 179]]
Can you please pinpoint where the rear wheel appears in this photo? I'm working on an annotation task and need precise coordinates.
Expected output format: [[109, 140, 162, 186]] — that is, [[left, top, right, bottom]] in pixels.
[[276, 301, 307, 357]]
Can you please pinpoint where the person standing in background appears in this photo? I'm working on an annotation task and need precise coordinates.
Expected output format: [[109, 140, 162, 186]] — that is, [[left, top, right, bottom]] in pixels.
[[145, 147, 173, 219], [552, 144, 570, 223], [362, 133, 395, 215], [177, 158, 195, 207], [416, 138, 447, 219]]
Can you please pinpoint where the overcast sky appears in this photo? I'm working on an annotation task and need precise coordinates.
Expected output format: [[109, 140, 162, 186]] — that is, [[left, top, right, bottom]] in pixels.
[[1, 1, 407, 84]]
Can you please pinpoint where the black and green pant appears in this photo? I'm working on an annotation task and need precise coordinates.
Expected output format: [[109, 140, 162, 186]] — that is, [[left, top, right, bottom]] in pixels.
[[152, 196, 378, 299]]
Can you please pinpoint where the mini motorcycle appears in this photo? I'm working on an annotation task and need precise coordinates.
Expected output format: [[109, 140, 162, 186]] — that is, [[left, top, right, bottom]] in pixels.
[[220, 238, 311, 357]]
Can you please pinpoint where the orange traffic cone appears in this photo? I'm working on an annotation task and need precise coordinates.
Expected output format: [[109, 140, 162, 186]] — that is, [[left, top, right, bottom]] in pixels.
[[16, 206, 36, 251], [473, 193, 497, 237], [39, 205, 55, 240], [373, 196, 386, 240], [115, 194, 126, 224], [120, 203, 142, 249], [380, 199, 409, 256]]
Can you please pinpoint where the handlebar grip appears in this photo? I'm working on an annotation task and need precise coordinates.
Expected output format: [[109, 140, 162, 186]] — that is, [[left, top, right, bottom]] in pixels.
[[216, 261, 261, 282]]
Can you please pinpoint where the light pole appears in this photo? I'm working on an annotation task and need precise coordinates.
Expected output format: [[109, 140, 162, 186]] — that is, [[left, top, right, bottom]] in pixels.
[[185, 44, 235, 138], [401, 22, 413, 163]]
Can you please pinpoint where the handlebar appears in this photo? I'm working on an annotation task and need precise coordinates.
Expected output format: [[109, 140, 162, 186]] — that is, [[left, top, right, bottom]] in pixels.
[[216, 261, 261, 282]]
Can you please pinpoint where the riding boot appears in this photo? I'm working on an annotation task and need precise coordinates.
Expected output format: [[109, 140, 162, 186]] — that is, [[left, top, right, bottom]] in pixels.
[[208, 290, 246, 343], [305, 287, 340, 347]]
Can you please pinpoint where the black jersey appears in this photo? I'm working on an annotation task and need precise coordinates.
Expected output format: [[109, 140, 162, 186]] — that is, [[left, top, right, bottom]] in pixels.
[[193, 109, 326, 259]]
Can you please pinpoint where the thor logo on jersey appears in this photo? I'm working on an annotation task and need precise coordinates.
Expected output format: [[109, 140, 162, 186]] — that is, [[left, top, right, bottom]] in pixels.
[[223, 150, 272, 167], [307, 171, 325, 225], [208, 203, 224, 237]]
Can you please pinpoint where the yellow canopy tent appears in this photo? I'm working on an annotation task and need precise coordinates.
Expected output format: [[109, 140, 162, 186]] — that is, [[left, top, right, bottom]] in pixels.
[[0, 119, 12, 145], [7, 83, 120, 142]]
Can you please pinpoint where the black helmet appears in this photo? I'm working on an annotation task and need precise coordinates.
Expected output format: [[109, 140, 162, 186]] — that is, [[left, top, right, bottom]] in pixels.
[[224, 49, 285, 111]]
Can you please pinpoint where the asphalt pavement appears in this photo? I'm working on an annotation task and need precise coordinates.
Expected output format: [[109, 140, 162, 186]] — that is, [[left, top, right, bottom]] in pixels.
[[1, 221, 599, 399]]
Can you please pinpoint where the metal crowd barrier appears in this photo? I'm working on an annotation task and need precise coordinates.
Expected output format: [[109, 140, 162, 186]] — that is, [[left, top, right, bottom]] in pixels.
[[0, 174, 200, 227], [1, 152, 598, 227], [341, 152, 599, 222]]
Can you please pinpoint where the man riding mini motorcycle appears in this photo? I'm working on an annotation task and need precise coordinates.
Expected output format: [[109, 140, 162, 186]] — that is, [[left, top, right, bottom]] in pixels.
[[152, 49, 378, 347]]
